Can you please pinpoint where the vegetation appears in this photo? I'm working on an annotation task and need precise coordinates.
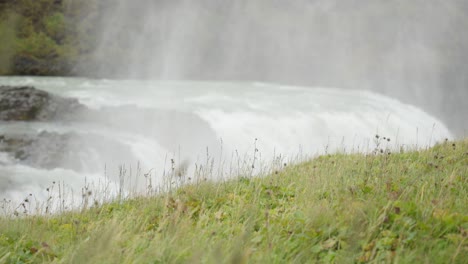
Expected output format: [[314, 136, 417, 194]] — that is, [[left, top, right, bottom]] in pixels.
[[0, 0, 104, 76], [0, 138, 466, 263]]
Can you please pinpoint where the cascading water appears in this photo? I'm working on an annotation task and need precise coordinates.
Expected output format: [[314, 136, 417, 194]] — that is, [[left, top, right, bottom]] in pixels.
[[84, 0, 468, 136], [0, 77, 452, 211], [1, 1, 465, 212]]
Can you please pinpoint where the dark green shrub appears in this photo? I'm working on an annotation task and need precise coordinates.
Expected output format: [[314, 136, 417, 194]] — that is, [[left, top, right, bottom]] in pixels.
[[44, 12, 66, 42]]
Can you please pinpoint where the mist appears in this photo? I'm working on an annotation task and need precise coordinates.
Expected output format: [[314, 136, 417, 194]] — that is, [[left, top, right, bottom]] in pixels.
[[76, 0, 468, 136]]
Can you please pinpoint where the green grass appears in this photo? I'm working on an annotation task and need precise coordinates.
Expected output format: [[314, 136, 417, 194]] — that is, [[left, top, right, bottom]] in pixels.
[[0, 139, 467, 263]]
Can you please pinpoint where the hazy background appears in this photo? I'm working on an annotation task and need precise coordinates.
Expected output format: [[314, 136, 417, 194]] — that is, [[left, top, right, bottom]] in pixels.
[[83, 0, 468, 136]]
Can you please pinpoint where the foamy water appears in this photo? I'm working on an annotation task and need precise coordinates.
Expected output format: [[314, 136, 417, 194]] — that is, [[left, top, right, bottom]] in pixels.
[[0, 77, 452, 212]]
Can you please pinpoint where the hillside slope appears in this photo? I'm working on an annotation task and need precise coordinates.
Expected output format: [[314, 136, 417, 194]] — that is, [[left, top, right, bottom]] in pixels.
[[0, 139, 467, 263]]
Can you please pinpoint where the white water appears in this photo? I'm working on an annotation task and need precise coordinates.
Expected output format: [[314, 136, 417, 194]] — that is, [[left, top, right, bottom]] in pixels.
[[0, 77, 452, 212], [83, 1, 468, 136]]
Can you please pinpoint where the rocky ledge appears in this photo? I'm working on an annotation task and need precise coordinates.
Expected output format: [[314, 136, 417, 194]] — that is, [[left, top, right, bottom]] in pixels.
[[0, 132, 131, 172], [0, 85, 84, 121], [0, 85, 219, 172]]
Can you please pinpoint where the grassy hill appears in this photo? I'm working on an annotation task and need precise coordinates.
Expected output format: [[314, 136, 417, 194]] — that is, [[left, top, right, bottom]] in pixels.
[[0, 139, 467, 263]]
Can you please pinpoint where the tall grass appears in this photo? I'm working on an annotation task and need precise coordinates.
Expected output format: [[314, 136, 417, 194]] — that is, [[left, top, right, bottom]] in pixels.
[[0, 138, 466, 263]]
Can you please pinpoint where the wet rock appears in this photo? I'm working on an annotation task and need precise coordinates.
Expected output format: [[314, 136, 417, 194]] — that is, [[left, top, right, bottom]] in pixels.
[[0, 135, 33, 161], [0, 86, 84, 121], [0, 132, 132, 172]]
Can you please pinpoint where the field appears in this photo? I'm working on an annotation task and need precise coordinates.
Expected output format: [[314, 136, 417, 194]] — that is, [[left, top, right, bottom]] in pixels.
[[0, 138, 467, 263]]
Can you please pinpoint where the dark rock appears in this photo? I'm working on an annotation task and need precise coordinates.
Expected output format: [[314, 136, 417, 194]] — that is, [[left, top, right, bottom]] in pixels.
[[0, 132, 132, 172], [0, 86, 84, 121], [0, 135, 33, 160]]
